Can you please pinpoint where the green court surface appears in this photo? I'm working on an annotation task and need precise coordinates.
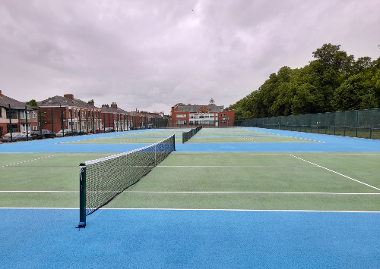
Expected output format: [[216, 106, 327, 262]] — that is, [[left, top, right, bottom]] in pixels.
[[186, 135, 314, 143], [62, 136, 175, 144], [104, 152, 380, 211], [1, 150, 380, 211], [0, 153, 112, 208]]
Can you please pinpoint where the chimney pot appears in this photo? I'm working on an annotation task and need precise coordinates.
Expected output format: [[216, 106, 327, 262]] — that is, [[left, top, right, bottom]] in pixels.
[[64, 94, 74, 100]]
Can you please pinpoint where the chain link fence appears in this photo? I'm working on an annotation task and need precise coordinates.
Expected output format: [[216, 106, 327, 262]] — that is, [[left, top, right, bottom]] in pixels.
[[235, 108, 380, 140]]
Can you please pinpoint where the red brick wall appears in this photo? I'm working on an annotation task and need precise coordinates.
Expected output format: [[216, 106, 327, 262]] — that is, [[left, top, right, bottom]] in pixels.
[[169, 106, 235, 127]]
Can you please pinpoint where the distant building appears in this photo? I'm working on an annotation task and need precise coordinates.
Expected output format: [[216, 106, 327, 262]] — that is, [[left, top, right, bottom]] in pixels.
[[101, 102, 131, 131], [0, 90, 39, 136], [169, 99, 234, 127], [38, 94, 102, 133]]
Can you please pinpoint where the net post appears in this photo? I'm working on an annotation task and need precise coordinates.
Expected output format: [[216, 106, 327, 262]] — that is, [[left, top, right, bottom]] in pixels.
[[173, 134, 176, 151], [154, 144, 157, 166], [78, 163, 87, 228]]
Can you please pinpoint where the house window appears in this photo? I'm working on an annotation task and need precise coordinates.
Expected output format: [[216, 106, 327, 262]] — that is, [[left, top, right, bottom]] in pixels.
[[6, 109, 18, 119], [221, 114, 226, 117], [32, 112, 36, 118], [176, 114, 186, 118], [33, 126, 38, 130]]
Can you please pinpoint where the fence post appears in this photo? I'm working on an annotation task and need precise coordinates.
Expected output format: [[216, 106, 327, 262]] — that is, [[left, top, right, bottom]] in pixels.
[[370, 109, 373, 139], [344, 111, 346, 136], [8, 104, 13, 141], [25, 106, 29, 141], [356, 110, 358, 137]]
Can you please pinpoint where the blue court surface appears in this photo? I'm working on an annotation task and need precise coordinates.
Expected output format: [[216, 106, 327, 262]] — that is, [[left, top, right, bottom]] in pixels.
[[1, 128, 380, 268], [1, 209, 379, 268]]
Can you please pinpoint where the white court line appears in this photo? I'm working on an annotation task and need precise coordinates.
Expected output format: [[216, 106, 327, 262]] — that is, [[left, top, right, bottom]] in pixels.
[[95, 208, 380, 213], [0, 207, 379, 213], [0, 155, 55, 168], [0, 191, 79, 193], [291, 154, 380, 191], [123, 191, 380, 195], [156, 165, 316, 168], [2, 191, 378, 195]]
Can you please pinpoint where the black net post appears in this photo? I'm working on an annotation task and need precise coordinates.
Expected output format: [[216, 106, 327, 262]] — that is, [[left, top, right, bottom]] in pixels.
[[78, 163, 87, 228], [173, 134, 176, 151]]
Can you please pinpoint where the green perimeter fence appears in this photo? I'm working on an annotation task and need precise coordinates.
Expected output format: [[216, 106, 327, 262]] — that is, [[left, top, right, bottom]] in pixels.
[[235, 108, 380, 140]]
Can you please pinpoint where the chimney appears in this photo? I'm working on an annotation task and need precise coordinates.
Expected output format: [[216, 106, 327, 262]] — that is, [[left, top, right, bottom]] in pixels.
[[88, 99, 94, 106], [111, 102, 117, 108], [64, 94, 74, 100], [0, 90, 2, 96], [102, 104, 109, 108]]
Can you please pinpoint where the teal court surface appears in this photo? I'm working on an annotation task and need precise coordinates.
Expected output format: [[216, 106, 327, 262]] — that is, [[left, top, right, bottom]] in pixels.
[[1, 127, 380, 268]]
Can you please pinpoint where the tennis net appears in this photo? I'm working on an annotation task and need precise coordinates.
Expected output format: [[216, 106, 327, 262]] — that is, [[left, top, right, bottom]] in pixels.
[[78, 134, 175, 227], [182, 126, 202, 143]]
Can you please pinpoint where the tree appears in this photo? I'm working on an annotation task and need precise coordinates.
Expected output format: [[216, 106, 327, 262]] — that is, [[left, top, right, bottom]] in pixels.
[[26, 99, 38, 107], [228, 44, 379, 121], [332, 73, 377, 111], [309, 43, 354, 112]]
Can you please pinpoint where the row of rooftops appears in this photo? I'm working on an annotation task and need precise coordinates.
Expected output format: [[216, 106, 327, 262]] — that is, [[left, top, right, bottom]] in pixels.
[[0, 90, 36, 110], [176, 105, 225, 113], [0, 90, 163, 118]]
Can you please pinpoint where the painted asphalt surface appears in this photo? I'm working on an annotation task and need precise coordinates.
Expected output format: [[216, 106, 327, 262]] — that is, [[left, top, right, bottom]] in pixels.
[[1, 128, 380, 268], [1, 128, 380, 153], [1, 209, 380, 269]]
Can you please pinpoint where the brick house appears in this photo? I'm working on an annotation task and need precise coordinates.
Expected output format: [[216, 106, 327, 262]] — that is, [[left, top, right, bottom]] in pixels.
[[169, 99, 235, 127], [0, 90, 39, 136], [139, 111, 167, 128], [101, 102, 132, 131], [38, 94, 102, 134]]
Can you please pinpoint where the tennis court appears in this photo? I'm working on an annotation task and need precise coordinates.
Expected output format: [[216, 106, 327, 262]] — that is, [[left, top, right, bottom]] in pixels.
[[1, 127, 380, 268]]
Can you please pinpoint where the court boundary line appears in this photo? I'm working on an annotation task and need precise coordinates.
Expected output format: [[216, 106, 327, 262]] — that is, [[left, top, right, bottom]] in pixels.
[[0, 155, 56, 167], [291, 154, 380, 191], [157, 165, 317, 168], [124, 191, 380, 195], [99, 208, 380, 213], [1, 207, 379, 213], [2, 191, 379, 195], [0, 191, 79, 193]]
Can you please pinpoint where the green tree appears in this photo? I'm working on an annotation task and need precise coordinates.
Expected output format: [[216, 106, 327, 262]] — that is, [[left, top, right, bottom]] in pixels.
[[228, 45, 379, 122], [332, 73, 377, 110], [25, 99, 38, 107], [310, 43, 354, 112]]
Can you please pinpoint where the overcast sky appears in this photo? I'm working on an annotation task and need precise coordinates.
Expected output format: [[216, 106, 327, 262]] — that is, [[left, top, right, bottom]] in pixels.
[[1, 0, 379, 114]]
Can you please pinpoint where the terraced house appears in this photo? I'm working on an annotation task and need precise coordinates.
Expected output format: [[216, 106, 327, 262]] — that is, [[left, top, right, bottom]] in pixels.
[[0, 90, 39, 136], [38, 94, 102, 134], [101, 102, 132, 131]]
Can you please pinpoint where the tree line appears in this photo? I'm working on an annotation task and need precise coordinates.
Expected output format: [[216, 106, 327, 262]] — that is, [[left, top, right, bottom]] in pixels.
[[228, 44, 380, 120]]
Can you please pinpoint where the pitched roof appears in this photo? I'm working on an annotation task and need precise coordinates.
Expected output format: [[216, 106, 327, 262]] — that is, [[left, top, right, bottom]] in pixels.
[[0, 92, 35, 110], [101, 106, 127, 114], [38, 95, 100, 110], [177, 105, 224, 113]]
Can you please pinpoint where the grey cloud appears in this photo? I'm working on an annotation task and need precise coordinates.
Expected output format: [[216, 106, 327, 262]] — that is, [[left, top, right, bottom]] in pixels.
[[0, 0, 379, 114]]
